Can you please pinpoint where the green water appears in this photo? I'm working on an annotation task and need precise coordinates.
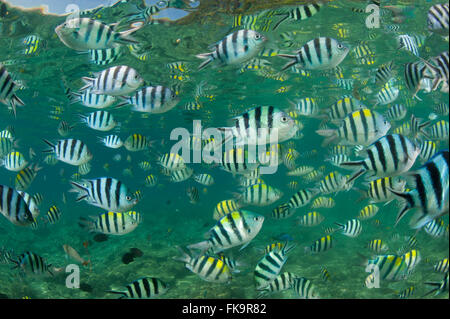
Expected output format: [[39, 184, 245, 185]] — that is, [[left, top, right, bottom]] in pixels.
[[0, 0, 448, 299]]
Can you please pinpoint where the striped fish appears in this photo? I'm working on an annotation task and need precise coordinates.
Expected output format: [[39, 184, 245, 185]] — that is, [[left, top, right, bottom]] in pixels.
[[187, 210, 264, 253], [280, 188, 318, 213], [256, 272, 298, 297], [335, 219, 362, 238], [423, 273, 449, 297], [402, 249, 421, 273], [70, 177, 138, 212], [79, 211, 139, 235], [196, 30, 266, 70], [427, 120, 449, 140], [80, 65, 143, 96], [88, 46, 122, 65], [427, 51, 449, 93], [366, 254, 409, 281], [424, 218, 446, 237], [434, 103, 449, 116], [107, 277, 168, 299], [46, 205, 62, 224], [174, 248, 232, 283], [239, 183, 283, 207], [55, 18, 141, 51], [397, 286, 416, 299], [296, 211, 324, 227], [70, 88, 117, 109], [317, 108, 391, 146], [219, 106, 298, 146], [341, 134, 420, 184], [124, 133, 149, 152], [376, 80, 399, 105], [158, 153, 186, 171], [262, 242, 286, 255], [0, 64, 25, 116], [357, 204, 379, 220], [10, 251, 53, 276], [17, 191, 39, 219], [286, 165, 314, 176], [326, 96, 364, 121], [279, 37, 349, 71], [57, 121, 74, 137], [254, 242, 296, 289], [213, 199, 240, 220], [42, 139, 92, 166], [272, 3, 323, 30], [81, 110, 117, 131], [306, 235, 333, 254], [170, 167, 193, 183], [391, 150, 449, 229], [397, 35, 420, 57], [292, 277, 319, 299], [220, 147, 261, 175], [326, 154, 351, 167], [385, 104, 407, 122], [0, 185, 34, 226], [375, 61, 394, 86], [271, 204, 295, 219], [292, 97, 319, 117], [124, 5, 161, 23], [15, 164, 41, 191], [193, 173, 214, 186], [0, 151, 28, 172], [317, 171, 347, 194], [118, 86, 179, 114], [311, 196, 335, 209], [368, 239, 388, 253], [100, 135, 123, 149], [366, 177, 406, 204], [427, 3, 449, 35], [144, 174, 158, 187], [434, 258, 449, 273], [404, 61, 432, 99]]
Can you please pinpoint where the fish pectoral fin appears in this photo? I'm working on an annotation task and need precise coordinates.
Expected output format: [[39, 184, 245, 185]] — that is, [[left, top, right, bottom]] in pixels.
[[76, 195, 89, 202], [239, 241, 251, 251]]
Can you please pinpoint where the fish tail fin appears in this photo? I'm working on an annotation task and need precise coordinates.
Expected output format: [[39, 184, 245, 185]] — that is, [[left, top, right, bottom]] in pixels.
[[106, 290, 128, 298], [316, 129, 338, 147], [422, 282, 441, 297], [282, 241, 297, 255], [10, 95, 25, 117], [78, 217, 94, 232], [41, 139, 55, 153], [388, 188, 414, 227], [272, 14, 289, 30], [196, 53, 214, 70], [186, 241, 211, 253], [80, 77, 95, 91], [116, 25, 142, 45], [70, 181, 89, 201], [338, 162, 366, 184], [277, 54, 298, 71], [172, 245, 192, 264]]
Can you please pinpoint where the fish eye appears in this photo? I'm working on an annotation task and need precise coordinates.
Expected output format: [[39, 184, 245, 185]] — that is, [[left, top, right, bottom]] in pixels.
[[254, 34, 261, 40], [126, 196, 132, 201], [281, 116, 288, 123]]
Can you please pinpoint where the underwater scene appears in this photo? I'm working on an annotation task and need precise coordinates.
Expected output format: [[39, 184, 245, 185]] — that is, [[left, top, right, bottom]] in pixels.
[[0, 0, 448, 300]]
